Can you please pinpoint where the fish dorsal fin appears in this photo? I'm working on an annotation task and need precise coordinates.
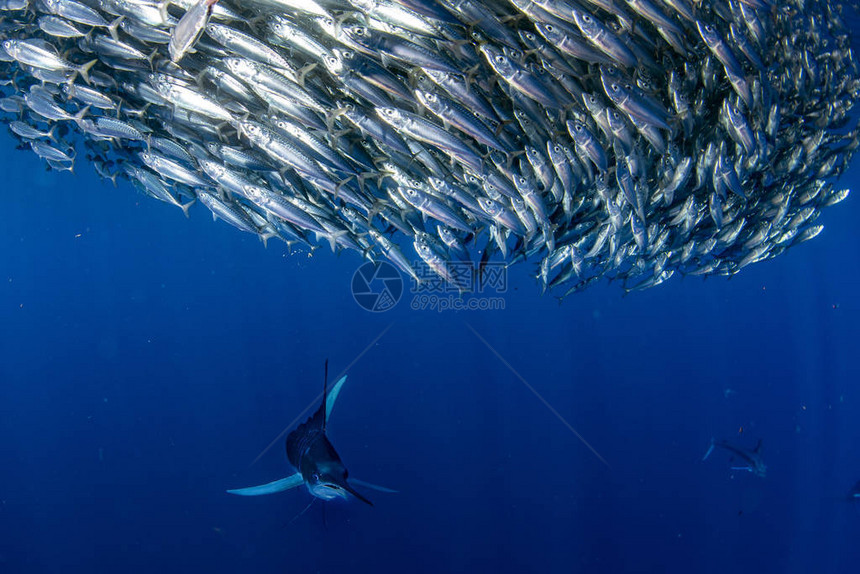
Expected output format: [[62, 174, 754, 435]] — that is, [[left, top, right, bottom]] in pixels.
[[702, 438, 715, 461], [322, 359, 328, 433], [325, 375, 348, 423]]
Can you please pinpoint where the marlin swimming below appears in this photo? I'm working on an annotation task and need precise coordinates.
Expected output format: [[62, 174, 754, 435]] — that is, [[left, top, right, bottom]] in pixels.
[[227, 361, 394, 505], [703, 438, 767, 478]]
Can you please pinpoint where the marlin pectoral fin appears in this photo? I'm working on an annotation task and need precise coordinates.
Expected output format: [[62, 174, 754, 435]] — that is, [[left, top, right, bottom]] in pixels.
[[350, 478, 398, 493], [730, 466, 751, 472], [325, 375, 348, 423], [227, 473, 304, 496]]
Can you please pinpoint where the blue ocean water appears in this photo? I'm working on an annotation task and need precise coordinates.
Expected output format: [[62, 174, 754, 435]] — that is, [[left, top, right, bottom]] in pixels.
[[1, 54, 860, 574]]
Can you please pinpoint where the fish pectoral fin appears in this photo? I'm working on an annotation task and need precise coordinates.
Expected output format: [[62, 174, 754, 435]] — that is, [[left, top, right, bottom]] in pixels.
[[350, 478, 398, 493], [324, 375, 348, 423], [226, 473, 304, 496]]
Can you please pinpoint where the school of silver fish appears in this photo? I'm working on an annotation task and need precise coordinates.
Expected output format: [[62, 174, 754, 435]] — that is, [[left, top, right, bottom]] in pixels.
[[0, 0, 857, 296]]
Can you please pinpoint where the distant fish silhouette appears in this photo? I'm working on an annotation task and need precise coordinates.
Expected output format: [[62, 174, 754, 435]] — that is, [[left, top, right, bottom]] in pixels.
[[228, 360, 394, 505], [848, 480, 860, 502], [703, 438, 766, 478]]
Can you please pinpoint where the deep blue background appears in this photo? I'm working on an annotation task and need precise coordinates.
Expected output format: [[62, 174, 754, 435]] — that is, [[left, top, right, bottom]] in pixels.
[[2, 53, 860, 574]]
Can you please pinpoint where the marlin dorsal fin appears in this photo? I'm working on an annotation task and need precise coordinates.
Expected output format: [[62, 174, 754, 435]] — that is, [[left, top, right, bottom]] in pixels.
[[322, 359, 329, 433], [325, 375, 348, 423], [702, 438, 715, 461]]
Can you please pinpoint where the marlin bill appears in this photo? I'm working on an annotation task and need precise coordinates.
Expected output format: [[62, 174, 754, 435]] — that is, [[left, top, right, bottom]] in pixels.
[[0, 0, 857, 296]]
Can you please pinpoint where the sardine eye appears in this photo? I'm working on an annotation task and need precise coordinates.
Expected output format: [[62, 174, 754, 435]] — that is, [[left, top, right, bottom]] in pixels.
[[545, 24, 554, 32], [312, 472, 320, 481], [583, 14, 592, 23], [524, 32, 534, 40], [495, 55, 505, 65]]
